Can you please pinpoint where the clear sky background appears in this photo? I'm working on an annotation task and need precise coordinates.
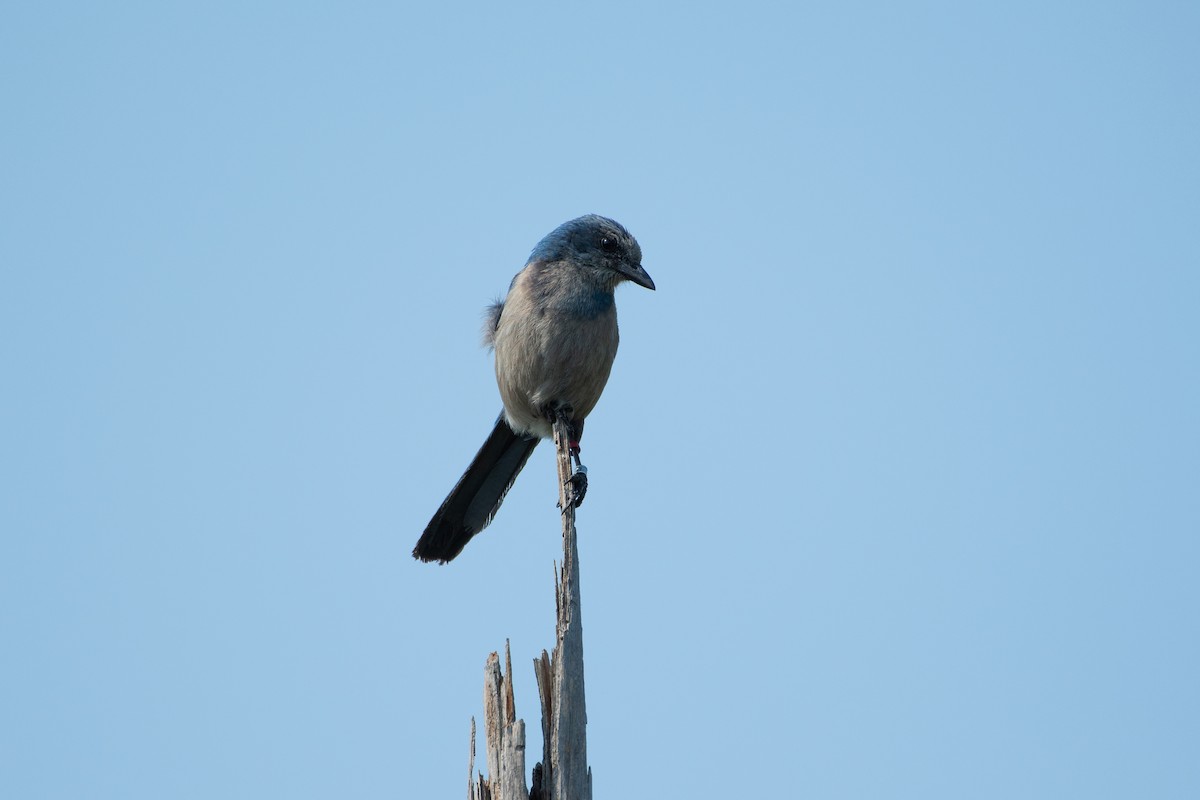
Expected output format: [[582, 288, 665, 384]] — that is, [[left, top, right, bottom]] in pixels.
[[2, 2, 1197, 798]]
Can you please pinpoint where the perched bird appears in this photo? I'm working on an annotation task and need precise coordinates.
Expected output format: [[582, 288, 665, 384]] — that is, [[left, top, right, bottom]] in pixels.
[[413, 215, 655, 563]]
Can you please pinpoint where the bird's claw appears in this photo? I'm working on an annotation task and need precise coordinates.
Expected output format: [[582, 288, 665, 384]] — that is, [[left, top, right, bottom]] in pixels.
[[565, 464, 588, 509]]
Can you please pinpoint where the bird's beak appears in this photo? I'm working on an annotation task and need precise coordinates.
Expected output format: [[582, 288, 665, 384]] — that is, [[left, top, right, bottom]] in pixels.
[[620, 262, 656, 291]]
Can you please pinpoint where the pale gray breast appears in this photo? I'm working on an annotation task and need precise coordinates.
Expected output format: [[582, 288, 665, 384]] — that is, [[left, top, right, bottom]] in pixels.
[[492, 265, 620, 437]]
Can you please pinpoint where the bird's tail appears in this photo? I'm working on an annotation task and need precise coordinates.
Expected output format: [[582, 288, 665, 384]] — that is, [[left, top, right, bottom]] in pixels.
[[413, 415, 539, 563]]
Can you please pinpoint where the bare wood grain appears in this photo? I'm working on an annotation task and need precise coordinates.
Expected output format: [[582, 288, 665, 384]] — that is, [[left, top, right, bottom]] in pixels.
[[473, 641, 527, 800], [547, 413, 592, 800], [469, 417, 593, 800]]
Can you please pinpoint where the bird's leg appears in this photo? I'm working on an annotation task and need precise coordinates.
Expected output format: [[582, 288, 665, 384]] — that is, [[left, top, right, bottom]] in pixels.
[[549, 406, 588, 509], [566, 438, 587, 508]]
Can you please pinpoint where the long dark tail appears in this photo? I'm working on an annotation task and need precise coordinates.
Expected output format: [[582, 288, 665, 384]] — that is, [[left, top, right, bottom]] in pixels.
[[413, 415, 539, 563]]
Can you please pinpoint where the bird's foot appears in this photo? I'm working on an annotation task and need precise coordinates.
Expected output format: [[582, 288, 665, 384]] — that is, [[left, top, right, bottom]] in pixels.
[[568, 443, 592, 506], [566, 469, 588, 509]]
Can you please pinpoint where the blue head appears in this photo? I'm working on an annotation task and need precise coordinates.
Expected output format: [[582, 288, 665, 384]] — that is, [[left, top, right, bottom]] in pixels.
[[528, 215, 655, 291]]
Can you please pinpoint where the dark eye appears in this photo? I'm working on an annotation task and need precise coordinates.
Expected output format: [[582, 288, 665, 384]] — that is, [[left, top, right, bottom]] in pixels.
[[599, 236, 620, 253]]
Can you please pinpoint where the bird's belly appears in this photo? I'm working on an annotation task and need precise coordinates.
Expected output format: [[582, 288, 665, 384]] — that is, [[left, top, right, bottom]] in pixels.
[[494, 311, 619, 439]]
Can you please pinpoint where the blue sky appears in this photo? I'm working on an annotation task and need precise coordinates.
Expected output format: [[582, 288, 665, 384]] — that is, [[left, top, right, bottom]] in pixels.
[[2, 2, 1197, 797]]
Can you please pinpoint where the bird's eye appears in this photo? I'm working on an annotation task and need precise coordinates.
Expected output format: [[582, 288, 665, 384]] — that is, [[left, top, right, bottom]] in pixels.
[[599, 236, 619, 252]]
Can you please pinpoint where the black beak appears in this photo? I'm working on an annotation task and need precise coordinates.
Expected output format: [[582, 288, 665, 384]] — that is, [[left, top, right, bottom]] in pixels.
[[620, 262, 656, 291]]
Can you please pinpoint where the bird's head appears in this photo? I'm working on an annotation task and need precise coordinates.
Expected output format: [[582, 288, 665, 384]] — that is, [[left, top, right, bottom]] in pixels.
[[529, 215, 655, 291]]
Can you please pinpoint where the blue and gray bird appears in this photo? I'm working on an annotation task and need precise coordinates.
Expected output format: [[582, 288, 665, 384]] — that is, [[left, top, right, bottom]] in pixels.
[[413, 215, 655, 563]]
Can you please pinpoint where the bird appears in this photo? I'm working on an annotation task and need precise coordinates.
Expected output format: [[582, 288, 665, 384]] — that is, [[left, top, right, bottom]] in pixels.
[[413, 215, 655, 563]]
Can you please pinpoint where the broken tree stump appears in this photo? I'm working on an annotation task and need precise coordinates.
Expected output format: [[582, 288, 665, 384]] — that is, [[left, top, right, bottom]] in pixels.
[[467, 414, 592, 800]]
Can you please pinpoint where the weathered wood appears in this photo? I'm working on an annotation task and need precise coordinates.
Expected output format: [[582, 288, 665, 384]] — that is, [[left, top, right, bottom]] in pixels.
[[468, 717, 479, 800], [472, 641, 527, 800], [532, 649, 553, 800], [546, 413, 592, 800], [470, 416, 592, 800]]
